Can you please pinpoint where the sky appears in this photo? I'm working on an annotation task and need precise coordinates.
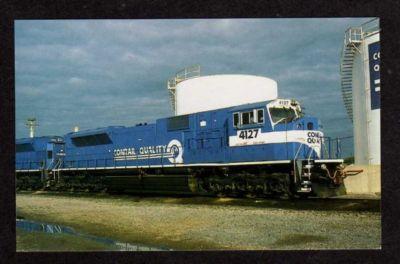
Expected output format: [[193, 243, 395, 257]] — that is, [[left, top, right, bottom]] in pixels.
[[15, 18, 372, 157]]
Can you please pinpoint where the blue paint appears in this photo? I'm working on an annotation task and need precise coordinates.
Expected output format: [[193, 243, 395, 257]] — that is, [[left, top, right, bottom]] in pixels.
[[368, 41, 380, 110], [58, 101, 320, 168], [16, 100, 322, 170], [16, 136, 64, 170]]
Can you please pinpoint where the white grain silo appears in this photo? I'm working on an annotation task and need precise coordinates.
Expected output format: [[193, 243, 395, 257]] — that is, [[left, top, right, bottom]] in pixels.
[[167, 65, 278, 115], [340, 18, 380, 194]]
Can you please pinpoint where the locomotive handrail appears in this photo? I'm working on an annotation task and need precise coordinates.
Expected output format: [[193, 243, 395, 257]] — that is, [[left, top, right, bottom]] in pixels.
[[294, 142, 304, 161], [307, 147, 313, 161], [293, 143, 306, 184], [321, 138, 330, 159], [40, 160, 46, 171], [161, 150, 164, 168], [46, 143, 191, 171]]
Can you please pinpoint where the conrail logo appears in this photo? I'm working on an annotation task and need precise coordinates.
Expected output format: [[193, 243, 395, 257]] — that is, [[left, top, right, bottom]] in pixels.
[[167, 139, 183, 164], [306, 131, 323, 144], [113, 139, 183, 164]]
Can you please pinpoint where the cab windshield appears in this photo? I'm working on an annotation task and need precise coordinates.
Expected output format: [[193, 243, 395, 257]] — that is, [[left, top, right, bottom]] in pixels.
[[269, 107, 298, 124]]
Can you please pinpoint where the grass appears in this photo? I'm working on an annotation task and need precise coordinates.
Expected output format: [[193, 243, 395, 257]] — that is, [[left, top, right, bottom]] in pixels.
[[16, 229, 119, 251]]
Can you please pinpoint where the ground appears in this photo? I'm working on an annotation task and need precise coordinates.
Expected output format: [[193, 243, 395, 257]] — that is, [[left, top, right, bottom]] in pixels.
[[16, 191, 381, 251], [17, 229, 119, 251]]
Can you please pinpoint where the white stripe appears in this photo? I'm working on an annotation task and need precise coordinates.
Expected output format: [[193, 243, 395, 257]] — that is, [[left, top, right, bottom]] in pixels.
[[114, 153, 174, 160], [314, 159, 344, 163], [374, 79, 380, 85], [23, 159, 345, 172], [375, 86, 380, 92], [229, 129, 323, 157]]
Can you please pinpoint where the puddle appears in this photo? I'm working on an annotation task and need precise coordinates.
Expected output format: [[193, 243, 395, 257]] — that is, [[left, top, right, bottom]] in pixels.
[[16, 219, 172, 251]]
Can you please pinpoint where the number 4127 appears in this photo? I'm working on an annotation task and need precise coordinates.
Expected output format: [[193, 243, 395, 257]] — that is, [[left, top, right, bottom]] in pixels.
[[238, 129, 258, 139]]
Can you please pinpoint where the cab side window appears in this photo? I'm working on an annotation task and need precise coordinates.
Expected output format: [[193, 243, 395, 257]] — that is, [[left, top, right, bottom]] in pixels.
[[233, 113, 240, 127], [241, 111, 253, 125], [257, 109, 264, 123], [233, 108, 264, 128], [307, 122, 314, 130]]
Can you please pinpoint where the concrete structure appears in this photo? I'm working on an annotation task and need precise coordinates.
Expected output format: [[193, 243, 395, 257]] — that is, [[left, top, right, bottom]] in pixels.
[[340, 18, 380, 194], [167, 66, 278, 116]]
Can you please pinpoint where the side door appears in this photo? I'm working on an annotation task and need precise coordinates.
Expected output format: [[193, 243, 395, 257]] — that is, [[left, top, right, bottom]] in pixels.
[[46, 143, 54, 169], [196, 111, 225, 163], [46, 141, 65, 170]]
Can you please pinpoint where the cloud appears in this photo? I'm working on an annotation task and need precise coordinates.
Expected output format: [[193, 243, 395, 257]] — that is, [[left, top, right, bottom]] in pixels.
[[16, 85, 45, 97], [64, 47, 89, 61], [15, 18, 373, 156], [68, 77, 86, 86]]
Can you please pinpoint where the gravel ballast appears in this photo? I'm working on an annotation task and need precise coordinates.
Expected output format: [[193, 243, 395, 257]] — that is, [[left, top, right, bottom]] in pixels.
[[16, 192, 381, 250]]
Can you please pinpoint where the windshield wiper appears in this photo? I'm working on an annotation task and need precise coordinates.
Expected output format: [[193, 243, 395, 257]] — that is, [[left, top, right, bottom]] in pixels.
[[274, 117, 287, 125]]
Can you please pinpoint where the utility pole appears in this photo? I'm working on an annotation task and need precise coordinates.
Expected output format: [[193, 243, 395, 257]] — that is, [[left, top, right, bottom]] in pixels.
[[26, 118, 38, 138]]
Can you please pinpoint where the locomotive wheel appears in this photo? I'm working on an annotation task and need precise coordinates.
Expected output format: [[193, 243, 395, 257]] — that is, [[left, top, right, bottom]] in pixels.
[[245, 193, 257, 199], [216, 192, 227, 198], [296, 193, 310, 199]]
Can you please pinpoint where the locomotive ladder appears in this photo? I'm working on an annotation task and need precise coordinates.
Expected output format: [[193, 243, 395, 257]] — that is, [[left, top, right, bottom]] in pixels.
[[293, 143, 315, 193], [53, 158, 63, 183], [340, 27, 362, 123]]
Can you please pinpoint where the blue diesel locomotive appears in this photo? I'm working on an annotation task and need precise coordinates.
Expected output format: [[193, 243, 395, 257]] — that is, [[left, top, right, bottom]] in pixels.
[[16, 98, 345, 197]]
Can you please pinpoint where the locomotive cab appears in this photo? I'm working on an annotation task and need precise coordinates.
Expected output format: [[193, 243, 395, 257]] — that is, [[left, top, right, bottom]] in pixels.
[[16, 136, 65, 189], [267, 98, 303, 128], [227, 99, 342, 196], [267, 99, 343, 194]]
